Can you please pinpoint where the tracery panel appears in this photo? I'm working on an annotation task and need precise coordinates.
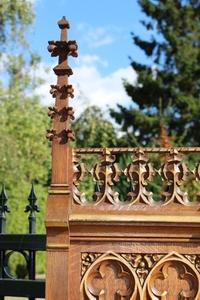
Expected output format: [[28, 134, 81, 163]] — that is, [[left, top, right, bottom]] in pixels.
[[80, 252, 200, 300], [81, 252, 141, 300]]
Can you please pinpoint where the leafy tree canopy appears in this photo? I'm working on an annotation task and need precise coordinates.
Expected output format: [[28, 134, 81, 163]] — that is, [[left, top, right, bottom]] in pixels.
[[0, 0, 34, 45], [0, 0, 50, 236], [0, 0, 41, 92], [73, 106, 117, 148]]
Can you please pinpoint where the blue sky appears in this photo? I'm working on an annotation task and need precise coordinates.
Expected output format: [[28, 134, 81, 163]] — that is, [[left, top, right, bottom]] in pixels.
[[30, 0, 152, 113]]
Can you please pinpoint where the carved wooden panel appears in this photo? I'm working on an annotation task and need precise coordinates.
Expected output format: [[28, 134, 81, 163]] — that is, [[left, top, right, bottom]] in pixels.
[[81, 252, 200, 299], [73, 147, 200, 206], [148, 261, 198, 299], [81, 252, 141, 299]]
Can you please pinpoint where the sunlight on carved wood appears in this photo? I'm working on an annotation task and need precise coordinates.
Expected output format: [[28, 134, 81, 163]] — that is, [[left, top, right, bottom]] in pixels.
[[84, 259, 137, 299], [149, 261, 198, 299]]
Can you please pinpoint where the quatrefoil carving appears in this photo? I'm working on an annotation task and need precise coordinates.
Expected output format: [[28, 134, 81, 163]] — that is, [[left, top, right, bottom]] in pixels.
[[144, 254, 199, 300], [81, 252, 140, 300]]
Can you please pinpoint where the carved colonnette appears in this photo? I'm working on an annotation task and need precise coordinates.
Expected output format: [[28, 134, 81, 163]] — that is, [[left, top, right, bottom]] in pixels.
[[45, 18, 200, 300]]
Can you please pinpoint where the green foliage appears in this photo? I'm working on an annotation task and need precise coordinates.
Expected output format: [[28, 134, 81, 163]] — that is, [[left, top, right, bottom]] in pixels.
[[111, 0, 200, 146], [73, 106, 117, 148], [0, 0, 49, 274], [0, 96, 50, 233], [0, 0, 50, 233], [0, 96, 50, 186], [0, 87, 50, 274], [0, 0, 34, 47], [0, 0, 41, 93]]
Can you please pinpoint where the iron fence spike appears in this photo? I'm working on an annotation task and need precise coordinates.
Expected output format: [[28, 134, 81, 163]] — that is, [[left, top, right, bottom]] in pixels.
[[25, 182, 40, 214], [1, 184, 8, 201], [28, 182, 37, 201], [0, 184, 10, 213]]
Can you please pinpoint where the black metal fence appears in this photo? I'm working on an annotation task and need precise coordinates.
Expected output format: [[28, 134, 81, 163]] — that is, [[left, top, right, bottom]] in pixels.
[[0, 184, 46, 299]]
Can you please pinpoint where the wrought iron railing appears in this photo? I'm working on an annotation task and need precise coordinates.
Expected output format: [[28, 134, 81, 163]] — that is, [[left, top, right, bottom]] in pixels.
[[73, 147, 200, 206], [0, 184, 46, 299]]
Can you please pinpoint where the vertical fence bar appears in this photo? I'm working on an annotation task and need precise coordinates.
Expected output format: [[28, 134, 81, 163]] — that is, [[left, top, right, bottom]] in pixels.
[[25, 183, 39, 300], [0, 185, 9, 300]]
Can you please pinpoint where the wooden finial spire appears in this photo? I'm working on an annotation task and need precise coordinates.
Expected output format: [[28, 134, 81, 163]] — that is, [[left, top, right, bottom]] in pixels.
[[47, 17, 78, 145], [45, 18, 78, 299], [58, 16, 70, 29], [46, 17, 78, 182]]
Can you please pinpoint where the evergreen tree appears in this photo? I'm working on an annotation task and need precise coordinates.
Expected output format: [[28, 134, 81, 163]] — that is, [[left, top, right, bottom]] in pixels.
[[111, 0, 200, 147]]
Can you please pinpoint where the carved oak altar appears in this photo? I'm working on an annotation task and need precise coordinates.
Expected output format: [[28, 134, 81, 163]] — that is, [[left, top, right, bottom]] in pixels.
[[45, 18, 200, 300]]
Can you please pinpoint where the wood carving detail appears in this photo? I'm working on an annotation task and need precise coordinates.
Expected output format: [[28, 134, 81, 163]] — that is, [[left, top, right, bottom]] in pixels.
[[194, 163, 200, 201], [92, 149, 121, 204], [160, 149, 190, 205], [81, 252, 200, 299], [46, 128, 56, 141], [125, 150, 155, 205], [148, 261, 198, 299], [73, 149, 122, 205], [73, 148, 200, 206], [87, 260, 134, 299], [50, 84, 74, 99], [82, 253, 102, 277], [73, 153, 88, 204], [121, 253, 164, 286], [48, 40, 78, 58], [81, 253, 139, 300], [46, 16, 78, 144], [185, 254, 200, 274]]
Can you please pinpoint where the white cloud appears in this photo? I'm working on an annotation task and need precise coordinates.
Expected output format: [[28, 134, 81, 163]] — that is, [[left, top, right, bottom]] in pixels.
[[77, 23, 115, 48], [76, 54, 108, 67], [35, 54, 137, 117], [32, 64, 55, 106]]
